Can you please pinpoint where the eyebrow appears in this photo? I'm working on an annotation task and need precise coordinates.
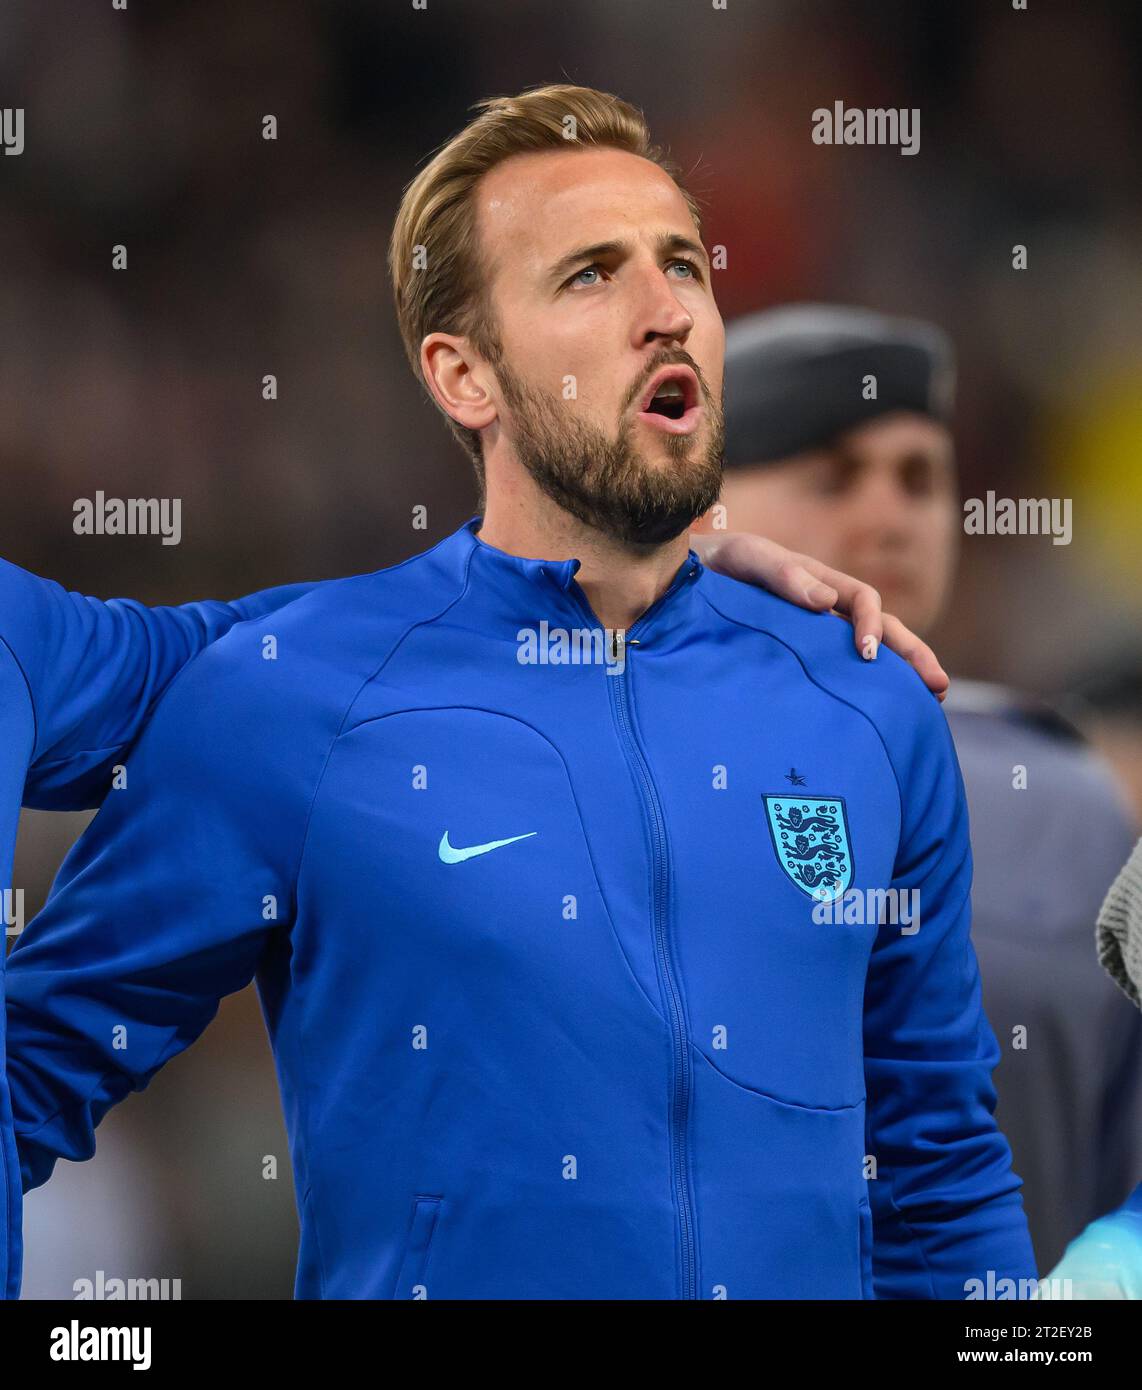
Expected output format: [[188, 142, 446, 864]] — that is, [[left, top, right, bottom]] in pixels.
[[545, 232, 711, 288]]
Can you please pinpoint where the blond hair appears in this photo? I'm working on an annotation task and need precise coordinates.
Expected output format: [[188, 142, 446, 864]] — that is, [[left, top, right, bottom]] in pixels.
[[388, 83, 702, 489]]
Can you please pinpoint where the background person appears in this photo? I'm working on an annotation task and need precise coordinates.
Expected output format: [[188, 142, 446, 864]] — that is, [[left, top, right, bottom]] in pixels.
[[1042, 838, 1142, 1299]]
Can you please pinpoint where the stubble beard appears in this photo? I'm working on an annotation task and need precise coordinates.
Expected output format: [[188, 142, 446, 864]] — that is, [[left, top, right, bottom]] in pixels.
[[493, 355, 725, 547]]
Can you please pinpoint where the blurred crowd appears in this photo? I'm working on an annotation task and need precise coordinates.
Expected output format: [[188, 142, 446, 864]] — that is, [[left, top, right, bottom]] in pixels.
[[3, 0, 1140, 1297]]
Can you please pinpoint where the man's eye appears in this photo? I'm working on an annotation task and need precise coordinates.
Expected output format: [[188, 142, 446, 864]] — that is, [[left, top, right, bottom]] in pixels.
[[668, 258, 701, 281], [901, 457, 939, 497], [813, 461, 856, 496], [569, 265, 604, 288]]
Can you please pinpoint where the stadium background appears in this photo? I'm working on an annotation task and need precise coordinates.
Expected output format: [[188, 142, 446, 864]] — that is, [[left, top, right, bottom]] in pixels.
[[3, 0, 1140, 1297]]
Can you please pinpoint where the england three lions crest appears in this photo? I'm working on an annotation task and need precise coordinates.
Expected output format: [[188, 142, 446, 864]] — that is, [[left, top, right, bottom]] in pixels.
[[763, 796, 854, 902]]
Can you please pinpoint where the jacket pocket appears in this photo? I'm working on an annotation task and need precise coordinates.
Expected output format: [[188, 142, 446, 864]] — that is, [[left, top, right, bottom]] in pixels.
[[858, 1196, 874, 1299], [393, 1195, 443, 1299]]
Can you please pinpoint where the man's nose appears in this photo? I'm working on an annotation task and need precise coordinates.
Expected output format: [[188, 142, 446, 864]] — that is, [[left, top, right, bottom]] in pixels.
[[630, 268, 694, 348]]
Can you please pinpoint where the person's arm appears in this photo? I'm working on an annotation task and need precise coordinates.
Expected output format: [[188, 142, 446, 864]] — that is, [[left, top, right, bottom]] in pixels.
[[692, 531, 949, 698], [5, 629, 309, 1189], [863, 702, 1037, 1298], [0, 556, 315, 810]]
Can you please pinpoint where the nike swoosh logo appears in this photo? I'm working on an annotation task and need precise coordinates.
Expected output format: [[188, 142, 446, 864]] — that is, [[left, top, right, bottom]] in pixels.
[[438, 830, 538, 864]]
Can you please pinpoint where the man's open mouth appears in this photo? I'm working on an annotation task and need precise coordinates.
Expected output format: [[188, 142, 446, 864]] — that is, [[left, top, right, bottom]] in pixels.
[[636, 366, 703, 434]]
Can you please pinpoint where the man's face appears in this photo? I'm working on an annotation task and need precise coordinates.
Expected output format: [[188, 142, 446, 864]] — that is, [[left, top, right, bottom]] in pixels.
[[712, 413, 958, 633], [473, 146, 725, 546]]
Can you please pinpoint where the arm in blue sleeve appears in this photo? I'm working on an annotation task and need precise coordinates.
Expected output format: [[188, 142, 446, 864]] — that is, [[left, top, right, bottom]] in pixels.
[[864, 703, 1038, 1298], [5, 631, 308, 1191], [0, 555, 315, 809]]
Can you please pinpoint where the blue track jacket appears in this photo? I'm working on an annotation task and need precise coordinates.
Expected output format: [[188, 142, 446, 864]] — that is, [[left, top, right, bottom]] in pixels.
[[0, 560, 313, 1298], [6, 519, 1036, 1299]]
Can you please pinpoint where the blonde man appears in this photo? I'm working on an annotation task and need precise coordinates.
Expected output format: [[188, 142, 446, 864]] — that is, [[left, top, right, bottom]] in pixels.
[[7, 86, 1030, 1300]]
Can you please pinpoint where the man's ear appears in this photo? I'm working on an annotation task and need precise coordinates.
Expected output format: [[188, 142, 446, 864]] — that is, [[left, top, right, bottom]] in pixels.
[[421, 333, 498, 434]]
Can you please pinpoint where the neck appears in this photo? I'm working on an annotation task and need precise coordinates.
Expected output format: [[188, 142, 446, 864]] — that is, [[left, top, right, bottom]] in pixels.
[[477, 483, 691, 632]]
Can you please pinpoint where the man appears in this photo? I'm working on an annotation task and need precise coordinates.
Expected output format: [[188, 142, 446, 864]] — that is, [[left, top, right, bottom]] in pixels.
[[7, 84, 1033, 1299], [698, 303, 1142, 1272]]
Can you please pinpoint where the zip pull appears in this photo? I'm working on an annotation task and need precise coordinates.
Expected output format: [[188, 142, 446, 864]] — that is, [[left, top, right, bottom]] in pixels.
[[608, 630, 642, 659], [605, 627, 639, 677], [608, 631, 644, 656]]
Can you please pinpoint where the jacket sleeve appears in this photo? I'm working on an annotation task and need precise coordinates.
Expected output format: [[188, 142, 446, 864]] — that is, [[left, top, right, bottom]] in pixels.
[[863, 703, 1038, 1298], [0, 555, 315, 809], [5, 631, 308, 1192]]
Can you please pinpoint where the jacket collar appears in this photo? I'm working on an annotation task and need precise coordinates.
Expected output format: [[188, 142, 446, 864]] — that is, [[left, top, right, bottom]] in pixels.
[[453, 515, 705, 647]]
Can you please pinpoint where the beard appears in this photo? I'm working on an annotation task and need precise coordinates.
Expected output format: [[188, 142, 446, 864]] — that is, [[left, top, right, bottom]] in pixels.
[[493, 353, 725, 547]]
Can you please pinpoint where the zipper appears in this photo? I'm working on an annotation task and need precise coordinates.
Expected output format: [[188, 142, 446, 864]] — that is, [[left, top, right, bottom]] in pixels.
[[567, 569, 699, 1300]]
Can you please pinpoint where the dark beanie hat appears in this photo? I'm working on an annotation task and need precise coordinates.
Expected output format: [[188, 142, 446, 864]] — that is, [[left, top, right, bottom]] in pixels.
[[723, 304, 956, 469]]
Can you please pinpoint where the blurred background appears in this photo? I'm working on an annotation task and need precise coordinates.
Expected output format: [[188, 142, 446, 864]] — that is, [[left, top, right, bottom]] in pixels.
[[3, 0, 1141, 1297]]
